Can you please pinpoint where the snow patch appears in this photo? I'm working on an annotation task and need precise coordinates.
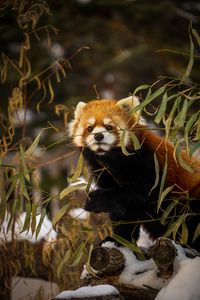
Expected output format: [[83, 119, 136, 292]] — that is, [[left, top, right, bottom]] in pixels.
[[69, 208, 89, 220], [0, 212, 57, 243], [155, 257, 200, 300], [55, 285, 119, 299]]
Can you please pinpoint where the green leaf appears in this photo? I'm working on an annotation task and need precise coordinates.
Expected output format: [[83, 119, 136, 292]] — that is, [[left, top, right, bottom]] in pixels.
[[31, 203, 37, 235], [192, 28, 200, 47], [180, 221, 188, 245], [113, 233, 143, 254], [129, 131, 141, 151], [192, 223, 200, 243], [149, 152, 160, 196], [133, 84, 150, 96], [174, 140, 194, 173], [182, 24, 194, 81], [52, 202, 71, 226], [184, 113, 198, 153], [157, 155, 168, 213], [57, 249, 71, 278], [157, 185, 174, 213], [69, 152, 84, 183], [120, 130, 134, 156], [21, 202, 32, 233], [195, 116, 200, 140], [24, 131, 43, 157], [36, 208, 46, 238], [0, 191, 6, 224], [59, 183, 86, 200], [160, 200, 178, 225], [163, 215, 183, 239], [154, 92, 168, 124], [68, 242, 85, 267], [131, 86, 166, 115], [12, 197, 21, 214], [20, 144, 30, 182], [173, 99, 188, 128], [172, 216, 184, 240], [19, 172, 30, 200]]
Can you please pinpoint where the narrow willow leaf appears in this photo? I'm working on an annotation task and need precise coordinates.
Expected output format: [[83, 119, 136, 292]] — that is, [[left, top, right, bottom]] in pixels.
[[69, 242, 85, 267], [161, 200, 178, 225], [192, 223, 200, 242], [172, 216, 184, 240], [120, 130, 133, 156], [48, 79, 54, 104], [25, 131, 43, 157], [130, 132, 141, 151], [57, 249, 71, 278], [195, 116, 200, 140], [0, 191, 6, 224], [59, 183, 86, 200], [21, 202, 31, 233], [6, 178, 17, 201], [174, 140, 194, 173], [157, 185, 174, 214], [163, 96, 179, 131], [192, 28, 200, 47], [163, 216, 182, 238], [12, 197, 21, 214], [19, 172, 30, 200], [69, 152, 84, 183], [157, 155, 168, 213], [31, 203, 37, 235], [180, 221, 188, 245], [149, 152, 160, 195], [182, 25, 194, 81], [131, 86, 165, 115], [184, 113, 198, 153], [20, 144, 30, 182], [174, 99, 188, 127], [113, 233, 143, 254], [133, 84, 150, 95], [36, 208, 46, 238], [52, 202, 71, 225], [154, 92, 168, 124]]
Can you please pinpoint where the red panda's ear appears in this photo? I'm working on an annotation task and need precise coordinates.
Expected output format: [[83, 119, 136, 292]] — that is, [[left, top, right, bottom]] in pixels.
[[117, 96, 141, 125], [74, 101, 86, 120], [116, 96, 140, 113]]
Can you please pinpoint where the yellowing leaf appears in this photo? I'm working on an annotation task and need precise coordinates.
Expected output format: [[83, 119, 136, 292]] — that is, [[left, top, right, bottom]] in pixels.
[[59, 183, 86, 200], [52, 202, 71, 226]]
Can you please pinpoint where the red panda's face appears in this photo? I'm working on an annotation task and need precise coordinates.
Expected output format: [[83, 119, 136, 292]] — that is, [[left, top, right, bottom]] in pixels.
[[69, 100, 131, 154]]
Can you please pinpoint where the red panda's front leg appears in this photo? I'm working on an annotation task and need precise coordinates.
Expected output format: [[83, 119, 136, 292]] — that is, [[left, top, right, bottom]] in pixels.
[[85, 185, 149, 218]]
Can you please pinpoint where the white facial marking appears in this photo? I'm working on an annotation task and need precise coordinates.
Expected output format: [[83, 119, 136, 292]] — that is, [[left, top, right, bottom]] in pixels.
[[87, 117, 96, 125], [85, 126, 116, 153], [103, 117, 112, 125]]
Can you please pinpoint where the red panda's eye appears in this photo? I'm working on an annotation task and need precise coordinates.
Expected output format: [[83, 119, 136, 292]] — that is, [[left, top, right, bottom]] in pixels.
[[87, 126, 94, 133], [105, 125, 113, 131]]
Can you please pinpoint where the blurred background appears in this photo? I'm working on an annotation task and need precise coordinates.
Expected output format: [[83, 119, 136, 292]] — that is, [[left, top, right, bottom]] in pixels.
[[0, 0, 200, 299]]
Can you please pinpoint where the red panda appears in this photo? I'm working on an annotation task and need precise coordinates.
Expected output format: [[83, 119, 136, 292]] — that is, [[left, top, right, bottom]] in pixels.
[[69, 97, 200, 251]]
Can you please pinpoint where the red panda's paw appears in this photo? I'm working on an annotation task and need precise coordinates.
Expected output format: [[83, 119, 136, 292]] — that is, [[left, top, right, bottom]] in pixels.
[[84, 190, 105, 213]]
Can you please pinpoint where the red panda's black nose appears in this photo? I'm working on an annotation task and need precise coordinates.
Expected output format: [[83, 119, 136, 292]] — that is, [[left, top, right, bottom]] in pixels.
[[94, 132, 104, 142]]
